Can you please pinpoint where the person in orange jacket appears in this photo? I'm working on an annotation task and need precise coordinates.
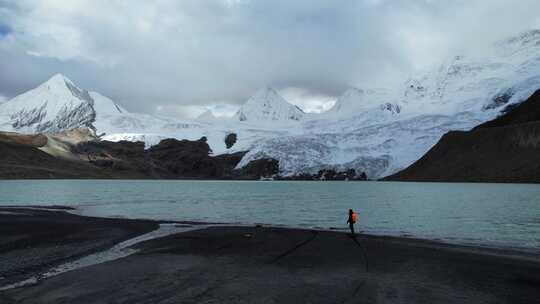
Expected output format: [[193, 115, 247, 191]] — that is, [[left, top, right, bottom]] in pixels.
[[347, 209, 357, 236]]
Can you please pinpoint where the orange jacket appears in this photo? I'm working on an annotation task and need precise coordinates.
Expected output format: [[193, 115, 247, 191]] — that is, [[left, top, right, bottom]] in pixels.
[[351, 212, 357, 224]]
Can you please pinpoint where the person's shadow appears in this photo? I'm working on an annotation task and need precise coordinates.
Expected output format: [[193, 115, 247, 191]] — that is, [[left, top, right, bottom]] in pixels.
[[348, 234, 369, 272]]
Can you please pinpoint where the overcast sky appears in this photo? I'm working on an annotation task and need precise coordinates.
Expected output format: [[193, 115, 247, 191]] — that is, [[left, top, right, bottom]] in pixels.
[[1, 0, 540, 118]]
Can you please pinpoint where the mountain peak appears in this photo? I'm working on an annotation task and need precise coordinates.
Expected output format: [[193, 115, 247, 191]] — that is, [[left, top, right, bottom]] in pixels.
[[244, 87, 287, 108], [42, 73, 75, 87], [0, 74, 97, 133], [196, 109, 217, 122], [36, 74, 90, 102], [235, 87, 304, 123]]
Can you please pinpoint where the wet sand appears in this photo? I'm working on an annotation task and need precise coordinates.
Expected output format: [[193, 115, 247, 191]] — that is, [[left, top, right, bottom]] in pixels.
[[1, 208, 540, 303], [0, 207, 158, 287]]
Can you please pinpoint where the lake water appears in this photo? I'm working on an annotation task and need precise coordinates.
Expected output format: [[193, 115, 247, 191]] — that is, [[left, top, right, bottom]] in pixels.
[[1, 180, 539, 253]]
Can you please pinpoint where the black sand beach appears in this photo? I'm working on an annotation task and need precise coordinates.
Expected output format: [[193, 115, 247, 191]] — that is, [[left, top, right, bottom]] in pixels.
[[0, 207, 158, 287], [1, 208, 539, 303]]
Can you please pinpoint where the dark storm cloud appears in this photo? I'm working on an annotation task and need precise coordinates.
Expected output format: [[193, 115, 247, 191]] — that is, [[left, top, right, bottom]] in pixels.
[[0, 0, 539, 116]]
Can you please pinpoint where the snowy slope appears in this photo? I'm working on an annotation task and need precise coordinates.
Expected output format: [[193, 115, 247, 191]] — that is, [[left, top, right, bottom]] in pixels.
[[90, 91, 127, 116], [401, 30, 540, 117], [196, 110, 217, 123], [326, 87, 401, 117]]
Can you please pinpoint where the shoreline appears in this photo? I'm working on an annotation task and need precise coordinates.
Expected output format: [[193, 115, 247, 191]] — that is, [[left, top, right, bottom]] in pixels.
[[0, 207, 159, 286], [1, 207, 540, 303], [2, 204, 539, 258], [3, 177, 540, 184], [3, 176, 540, 185]]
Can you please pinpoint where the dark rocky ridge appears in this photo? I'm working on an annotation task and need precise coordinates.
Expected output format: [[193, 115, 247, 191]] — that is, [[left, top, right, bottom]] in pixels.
[[0, 133, 280, 179], [0, 131, 367, 180], [69, 137, 279, 179], [475, 90, 540, 129], [0, 137, 112, 179], [279, 169, 367, 181], [385, 90, 540, 183]]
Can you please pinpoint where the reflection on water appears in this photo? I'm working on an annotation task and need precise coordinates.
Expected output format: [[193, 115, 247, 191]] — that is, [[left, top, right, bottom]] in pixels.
[[1, 180, 539, 252]]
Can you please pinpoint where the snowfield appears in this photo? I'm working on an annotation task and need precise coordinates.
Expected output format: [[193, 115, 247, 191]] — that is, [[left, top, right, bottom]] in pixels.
[[1, 30, 540, 178]]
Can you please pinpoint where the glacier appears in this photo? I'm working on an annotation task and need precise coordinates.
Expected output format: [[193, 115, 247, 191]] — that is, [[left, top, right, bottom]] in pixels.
[[1, 30, 540, 179]]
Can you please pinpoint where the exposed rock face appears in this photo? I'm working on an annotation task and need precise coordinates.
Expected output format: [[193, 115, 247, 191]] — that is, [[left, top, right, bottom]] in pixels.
[[380, 103, 401, 115], [0, 131, 274, 179], [0, 132, 48, 147], [224, 133, 237, 149], [147, 138, 233, 178], [72, 140, 148, 174], [384, 90, 540, 183], [45, 100, 96, 133], [233, 158, 279, 179], [482, 88, 515, 111], [281, 169, 367, 181], [474, 90, 540, 129], [71, 137, 273, 179], [72, 138, 214, 178]]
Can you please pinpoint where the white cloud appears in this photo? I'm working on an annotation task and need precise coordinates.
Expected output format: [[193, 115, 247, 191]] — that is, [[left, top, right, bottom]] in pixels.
[[207, 103, 240, 117], [280, 87, 336, 113], [155, 104, 207, 120], [0, 0, 539, 118]]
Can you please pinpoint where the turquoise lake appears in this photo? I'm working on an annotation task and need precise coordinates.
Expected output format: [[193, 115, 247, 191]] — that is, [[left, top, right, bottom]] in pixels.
[[1, 180, 539, 252]]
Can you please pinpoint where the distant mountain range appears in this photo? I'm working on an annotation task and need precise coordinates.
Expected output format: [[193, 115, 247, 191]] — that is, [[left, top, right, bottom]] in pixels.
[[1, 30, 540, 179]]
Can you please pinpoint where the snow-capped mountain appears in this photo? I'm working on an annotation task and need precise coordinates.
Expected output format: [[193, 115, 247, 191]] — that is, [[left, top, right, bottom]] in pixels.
[[234, 87, 304, 123], [0, 74, 96, 133], [1, 30, 540, 179]]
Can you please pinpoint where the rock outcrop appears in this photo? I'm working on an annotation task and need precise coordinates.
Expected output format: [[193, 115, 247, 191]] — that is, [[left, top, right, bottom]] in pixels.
[[233, 158, 279, 180], [146, 138, 244, 178], [70, 137, 248, 179], [224, 133, 237, 149], [280, 169, 367, 181], [0, 139, 111, 179], [0, 132, 280, 179]]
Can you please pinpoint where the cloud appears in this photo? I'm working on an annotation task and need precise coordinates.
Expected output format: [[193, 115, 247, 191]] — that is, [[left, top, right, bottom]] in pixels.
[[280, 87, 336, 113], [155, 104, 207, 120], [0, 0, 539, 117], [207, 103, 241, 117]]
